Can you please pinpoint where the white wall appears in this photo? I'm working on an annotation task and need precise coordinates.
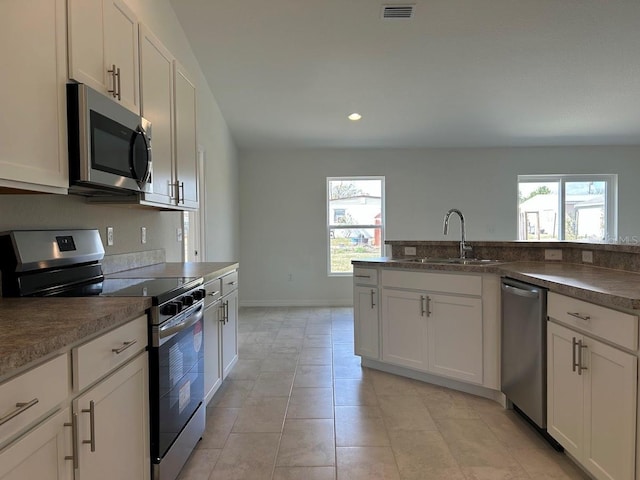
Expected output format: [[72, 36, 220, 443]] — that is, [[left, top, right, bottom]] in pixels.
[[0, 0, 239, 262], [239, 146, 640, 306]]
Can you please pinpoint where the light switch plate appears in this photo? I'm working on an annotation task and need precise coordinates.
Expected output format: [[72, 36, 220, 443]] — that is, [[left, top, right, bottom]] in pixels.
[[582, 250, 593, 263], [141, 227, 147, 244], [106, 227, 114, 246], [404, 246, 417, 256], [544, 249, 562, 260]]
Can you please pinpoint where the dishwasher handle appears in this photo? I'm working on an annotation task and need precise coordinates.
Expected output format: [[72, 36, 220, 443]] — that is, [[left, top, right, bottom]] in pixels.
[[501, 282, 541, 299]]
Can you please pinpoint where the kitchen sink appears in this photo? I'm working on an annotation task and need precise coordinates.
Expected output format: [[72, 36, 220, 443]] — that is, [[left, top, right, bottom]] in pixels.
[[399, 257, 503, 265]]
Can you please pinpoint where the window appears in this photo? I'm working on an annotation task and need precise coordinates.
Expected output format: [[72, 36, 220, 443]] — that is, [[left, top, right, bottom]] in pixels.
[[518, 175, 617, 241], [327, 177, 385, 275]]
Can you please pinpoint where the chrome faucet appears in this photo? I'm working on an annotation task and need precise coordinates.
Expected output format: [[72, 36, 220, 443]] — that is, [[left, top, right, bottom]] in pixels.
[[443, 208, 473, 259]]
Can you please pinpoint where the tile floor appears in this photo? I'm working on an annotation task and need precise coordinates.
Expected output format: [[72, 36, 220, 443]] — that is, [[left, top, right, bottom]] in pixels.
[[178, 307, 589, 480]]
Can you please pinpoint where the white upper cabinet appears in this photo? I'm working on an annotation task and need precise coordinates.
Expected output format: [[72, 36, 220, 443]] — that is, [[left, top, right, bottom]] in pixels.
[[68, 0, 140, 114], [0, 0, 68, 193], [139, 24, 175, 206], [138, 25, 199, 210], [174, 61, 199, 209]]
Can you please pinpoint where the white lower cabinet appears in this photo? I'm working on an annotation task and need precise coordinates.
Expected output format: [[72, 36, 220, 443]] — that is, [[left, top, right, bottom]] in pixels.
[[381, 289, 427, 371], [0, 408, 72, 480], [221, 289, 239, 379], [204, 299, 222, 404], [73, 352, 149, 480], [548, 321, 637, 480], [354, 285, 379, 359], [427, 293, 483, 383]]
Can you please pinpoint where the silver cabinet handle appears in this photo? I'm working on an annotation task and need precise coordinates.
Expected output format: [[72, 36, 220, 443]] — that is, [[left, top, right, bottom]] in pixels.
[[426, 296, 432, 317], [107, 64, 117, 98], [567, 312, 591, 321], [227, 280, 238, 286], [420, 295, 426, 317], [219, 303, 225, 323], [577, 340, 588, 375], [64, 412, 79, 469], [0, 398, 39, 426], [355, 275, 371, 279], [225, 300, 229, 324], [209, 290, 220, 297], [370, 289, 375, 308], [82, 400, 96, 452], [179, 181, 185, 204], [112, 340, 137, 354], [115, 66, 121, 100], [572, 337, 578, 372]]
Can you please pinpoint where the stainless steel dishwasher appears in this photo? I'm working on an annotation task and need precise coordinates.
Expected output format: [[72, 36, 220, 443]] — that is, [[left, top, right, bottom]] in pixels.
[[501, 277, 560, 444]]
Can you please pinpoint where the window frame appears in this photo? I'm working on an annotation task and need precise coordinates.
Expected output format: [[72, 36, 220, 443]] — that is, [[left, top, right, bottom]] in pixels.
[[517, 174, 617, 241], [327, 176, 385, 276]]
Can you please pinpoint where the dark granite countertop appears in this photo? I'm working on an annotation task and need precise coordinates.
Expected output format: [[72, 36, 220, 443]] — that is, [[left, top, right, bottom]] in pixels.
[[353, 258, 640, 311], [107, 262, 238, 282], [0, 297, 151, 381], [0, 262, 238, 382]]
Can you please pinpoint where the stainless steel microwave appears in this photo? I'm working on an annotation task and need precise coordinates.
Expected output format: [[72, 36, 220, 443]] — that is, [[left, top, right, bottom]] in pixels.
[[67, 83, 153, 195]]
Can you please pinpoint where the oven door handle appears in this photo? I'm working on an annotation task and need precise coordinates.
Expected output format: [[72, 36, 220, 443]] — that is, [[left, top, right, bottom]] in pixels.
[[157, 304, 204, 346]]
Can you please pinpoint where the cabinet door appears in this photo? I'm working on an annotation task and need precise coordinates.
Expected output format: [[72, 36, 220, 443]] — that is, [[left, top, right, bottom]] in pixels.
[[103, 0, 140, 113], [381, 289, 427, 371], [0, 0, 68, 192], [427, 294, 483, 384], [222, 290, 239, 378], [354, 285, 379, 359], [67, 0, 105, 94], [547, 322, 583, 458], [139, 25, 175, 206], [0, 408, 72, 480], [582, 337, 637, 480], [74, 353, 149, 480], [174, 61, 199, 209], [204, 302, 222, 404]]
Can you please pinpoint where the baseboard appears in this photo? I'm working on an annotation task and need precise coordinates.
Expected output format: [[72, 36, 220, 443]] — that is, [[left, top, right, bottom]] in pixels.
[[239, 299, 353, 307]]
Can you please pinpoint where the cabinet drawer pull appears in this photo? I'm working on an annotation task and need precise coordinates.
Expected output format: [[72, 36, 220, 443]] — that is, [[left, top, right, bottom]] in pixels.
[[0, 398, 39, 426], [209, 290, 220, 297], [355, 275, 371, 279], [64, 412, 79, 469], [107, 64, 117, 98], [219, 303, 225, 323], [112, 340, 137, 354], [572, 337, 578, 372], [82, 400, 96, 452], [179, 181, 185, 204], [567, 311, 591, 321], [115, 66, 121, 100], [426, 296, 432, 317], [227, 281, 238, 286], [420, 295, 426, 317], [370, 289, 376, 308]]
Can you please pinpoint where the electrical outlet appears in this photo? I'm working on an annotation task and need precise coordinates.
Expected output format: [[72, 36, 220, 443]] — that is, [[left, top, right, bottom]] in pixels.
[[106, 227, 114, 246], [544, 249, 562, 261], [176, 228, 183, 242], [141, 227, 147, 244], [582, 250, 594, 263], [404, 246, 417, 256]]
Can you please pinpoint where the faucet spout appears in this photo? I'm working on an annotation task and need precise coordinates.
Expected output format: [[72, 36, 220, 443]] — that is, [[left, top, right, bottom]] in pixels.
[[443, 208, 471, 259]]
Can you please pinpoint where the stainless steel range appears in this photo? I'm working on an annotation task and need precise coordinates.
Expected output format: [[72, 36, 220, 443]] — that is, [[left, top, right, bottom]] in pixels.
[[0, 229, 206, 480]]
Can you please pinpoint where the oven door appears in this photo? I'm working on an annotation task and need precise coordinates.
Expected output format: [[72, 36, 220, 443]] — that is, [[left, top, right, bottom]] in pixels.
[[149, 302, 204, 461]]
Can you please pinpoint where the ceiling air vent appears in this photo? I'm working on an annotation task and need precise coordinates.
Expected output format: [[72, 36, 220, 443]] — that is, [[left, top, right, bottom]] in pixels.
[[381, 4, 415, 19]]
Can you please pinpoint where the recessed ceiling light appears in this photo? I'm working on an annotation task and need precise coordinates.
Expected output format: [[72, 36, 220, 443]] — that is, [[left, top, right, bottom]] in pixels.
[[348, 113, 362, 121]]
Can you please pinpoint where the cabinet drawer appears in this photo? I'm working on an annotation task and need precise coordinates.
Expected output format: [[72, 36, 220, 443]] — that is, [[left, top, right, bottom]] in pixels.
[[0, 354, 68, 447], [382, 269, 481, 296], [72, 314, 148, 392], [548, 292, 638, 350], [221, 270, 239, 296], [354, 267, 378, 285], [204, 278, 222, 308]]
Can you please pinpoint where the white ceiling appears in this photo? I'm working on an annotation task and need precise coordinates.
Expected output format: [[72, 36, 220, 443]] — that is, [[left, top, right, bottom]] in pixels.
[[169, 0, 640, 150]]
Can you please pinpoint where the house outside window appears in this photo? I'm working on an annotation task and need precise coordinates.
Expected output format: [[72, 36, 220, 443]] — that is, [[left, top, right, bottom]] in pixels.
[[327, 177, 385, 275], [518, 174, 617, 241]]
